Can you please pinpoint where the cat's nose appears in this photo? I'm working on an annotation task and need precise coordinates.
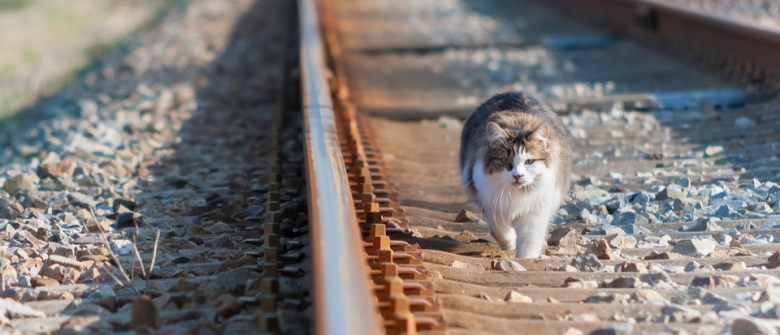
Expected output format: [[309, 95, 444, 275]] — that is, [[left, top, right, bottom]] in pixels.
[[512, 174, 523, 182]]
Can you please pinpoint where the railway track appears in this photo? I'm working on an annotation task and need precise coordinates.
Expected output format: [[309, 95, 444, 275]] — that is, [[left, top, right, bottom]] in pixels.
[[302, 0, 780, 334]]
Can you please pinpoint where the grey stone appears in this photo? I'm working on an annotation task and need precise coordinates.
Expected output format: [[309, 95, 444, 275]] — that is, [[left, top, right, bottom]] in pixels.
[[753, 202, 773, 212], [589, 323, 633, 335], [0, 199, 23, 220], [45, 255, 84, 271], [676, 177, 691, 188], [608, 235, 637, 249], [719, 234, 733, 246], [504, 291, 533, 303], [67, 192, 94, 209], [112, 198, 137, 213], [683, 218, 723, 232], [581, 211, 598, 225], [570, 254, 603, 272], [37, 159, 72, 180], [569, 128, 587, 139], [735, 117, 757, 128], [629, 191, 652, 204], [454, 209, 479, 223], [705, 145, 724, 157], [563, 278, 600, 289], [640, 272, 672, 286], [616, 262, 648, 273], [605, 197, 625, 214], [684, 261, 700, 272], [585, 293, 629, 304], [0, 298, 46, 318], [694, 288, 749, 315], [279, 276, 305, 298], [494, 259, 526, 272], [630, 289, 668, 303], [741, 237, 769, 245], [215, 268, 261, 294], [88, 286, 117, 312], [21, 194, 47, 210], [663, 265, 685, 273], [115, 211, 145, 229], [662, 304, 701, 322], [600, 225, 626, 235], [732, 318, 779, 335], [673, 198, 698, 211], [4, 174, 36, 195], [758, 303, 780, 319], [672, 236, 717, 257], [656, 184, 685, 201], [611, 212, 649, 226], [548, 227, 581, 247], [606, 276, 640, 288], [621, 224, 651, 235], [714, 205, 739, 218]]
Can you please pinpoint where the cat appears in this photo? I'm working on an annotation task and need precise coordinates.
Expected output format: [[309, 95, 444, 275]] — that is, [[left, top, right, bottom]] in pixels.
[[459, 91, 571, 258]]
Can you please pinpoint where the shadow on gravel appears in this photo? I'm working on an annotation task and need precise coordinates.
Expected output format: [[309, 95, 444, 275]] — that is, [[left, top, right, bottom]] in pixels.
[[130, 0, 310, 332]]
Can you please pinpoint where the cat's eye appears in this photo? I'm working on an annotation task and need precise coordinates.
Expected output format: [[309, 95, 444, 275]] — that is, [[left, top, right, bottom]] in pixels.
[[500, 158, 510, 165], [525, 159, 535, 165]]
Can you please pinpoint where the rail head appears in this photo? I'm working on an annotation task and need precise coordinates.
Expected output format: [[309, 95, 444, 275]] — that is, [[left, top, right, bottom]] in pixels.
[[298, 0, 383, 334]]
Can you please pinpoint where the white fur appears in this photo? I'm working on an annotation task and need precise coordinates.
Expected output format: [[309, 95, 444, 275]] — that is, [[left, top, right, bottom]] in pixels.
[[471, 148, 561, 258]]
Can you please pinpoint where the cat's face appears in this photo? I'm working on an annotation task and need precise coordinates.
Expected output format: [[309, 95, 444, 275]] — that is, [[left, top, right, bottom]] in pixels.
[[484, 122, 550, 188]]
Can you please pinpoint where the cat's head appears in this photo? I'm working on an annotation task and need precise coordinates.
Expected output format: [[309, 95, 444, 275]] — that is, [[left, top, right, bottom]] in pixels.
[[483, 120, 551, 188]]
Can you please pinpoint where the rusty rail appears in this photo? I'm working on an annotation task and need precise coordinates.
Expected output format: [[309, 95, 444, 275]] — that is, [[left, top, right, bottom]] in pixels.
[[315, 0, 449, 333], [542, 0, 780, 84], [298, 0, 383, 334]]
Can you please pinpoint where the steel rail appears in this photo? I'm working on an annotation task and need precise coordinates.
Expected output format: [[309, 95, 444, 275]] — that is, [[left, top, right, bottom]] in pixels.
[[542, 0, 780, 82], [298, 0, 383, 334]]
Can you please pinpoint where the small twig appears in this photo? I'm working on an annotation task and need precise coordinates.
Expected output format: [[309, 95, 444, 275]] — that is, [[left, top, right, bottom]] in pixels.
[[132, 234, 147, 279], [102, 265, 125, 287], [130, 233, 136, 281], [146, 229, 160, 286], [87, 198, 140, 296]]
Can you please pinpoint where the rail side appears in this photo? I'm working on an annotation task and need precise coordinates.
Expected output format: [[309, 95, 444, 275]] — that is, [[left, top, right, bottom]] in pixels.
[[298, 0, 383, 334]]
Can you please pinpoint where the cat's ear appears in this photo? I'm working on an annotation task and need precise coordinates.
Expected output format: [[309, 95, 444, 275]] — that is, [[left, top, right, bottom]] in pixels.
[[486, 122, 508, 143], [531, 123, 550, 147]]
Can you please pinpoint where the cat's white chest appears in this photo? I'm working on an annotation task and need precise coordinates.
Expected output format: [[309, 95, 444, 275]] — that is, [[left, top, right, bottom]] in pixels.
[[471, 162, 557, 219]]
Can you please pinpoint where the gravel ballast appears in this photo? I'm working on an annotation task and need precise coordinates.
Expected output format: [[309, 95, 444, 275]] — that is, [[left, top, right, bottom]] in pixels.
[[0, 0, 310, 333]]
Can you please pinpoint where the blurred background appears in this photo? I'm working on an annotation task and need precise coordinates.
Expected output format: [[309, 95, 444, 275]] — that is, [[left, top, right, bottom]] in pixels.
[[0, 0, 174, 120]]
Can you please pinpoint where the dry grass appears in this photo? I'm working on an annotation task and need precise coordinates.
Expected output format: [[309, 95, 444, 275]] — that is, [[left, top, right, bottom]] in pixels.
[[0, 0, 173, 119]]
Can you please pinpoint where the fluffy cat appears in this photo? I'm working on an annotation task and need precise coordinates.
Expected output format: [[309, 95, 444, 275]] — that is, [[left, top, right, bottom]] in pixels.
[[459, 92, 571, 258]]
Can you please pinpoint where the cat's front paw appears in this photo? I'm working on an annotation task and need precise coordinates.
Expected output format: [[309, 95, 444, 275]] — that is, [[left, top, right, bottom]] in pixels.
[[514, 244, 542, 258], [490, 231, 516, 251]]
